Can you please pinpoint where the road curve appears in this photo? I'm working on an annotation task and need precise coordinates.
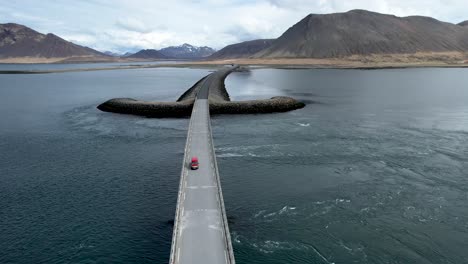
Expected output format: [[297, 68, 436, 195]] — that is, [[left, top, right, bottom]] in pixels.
[[97, 65, 305, 117], [169, 68, 235, 264]]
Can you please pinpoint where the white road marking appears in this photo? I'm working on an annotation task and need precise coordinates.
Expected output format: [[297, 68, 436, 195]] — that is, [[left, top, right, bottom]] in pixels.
[[186, 185, 216, 189]]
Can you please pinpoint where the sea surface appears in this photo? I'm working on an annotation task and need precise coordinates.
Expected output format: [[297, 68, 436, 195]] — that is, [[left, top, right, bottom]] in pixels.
[[0, 60, 180, 71], [1, 66, 467, 263]]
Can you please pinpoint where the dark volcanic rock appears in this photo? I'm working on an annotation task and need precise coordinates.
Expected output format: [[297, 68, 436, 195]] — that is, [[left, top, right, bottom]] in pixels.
[[209, 39, 274, 59], [97, 98, 194, 118], [459, 21, 468, 27], [98, 74, 207, 117], [255, 9, 468, 58], [210, 97, 305, 115], [0, 23, 106, 58], [176, 76, 208, 102], [97, 66, 305, 117]]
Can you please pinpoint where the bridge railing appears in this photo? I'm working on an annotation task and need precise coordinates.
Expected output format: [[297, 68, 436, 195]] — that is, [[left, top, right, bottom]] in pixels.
[[206, 101, 236, 264], [169, 99, 196, 264]]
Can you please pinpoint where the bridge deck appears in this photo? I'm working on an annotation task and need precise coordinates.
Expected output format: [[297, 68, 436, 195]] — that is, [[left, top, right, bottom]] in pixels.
[[170, 71, 235, 264]]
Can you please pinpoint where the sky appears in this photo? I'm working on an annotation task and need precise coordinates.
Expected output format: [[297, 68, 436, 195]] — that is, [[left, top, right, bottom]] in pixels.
[[1, 0, 468, 53]]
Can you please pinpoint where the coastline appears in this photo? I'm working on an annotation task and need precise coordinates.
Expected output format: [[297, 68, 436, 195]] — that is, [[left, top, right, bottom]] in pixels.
[[1, 62, 467, 75], [2, 52, 468, 74]]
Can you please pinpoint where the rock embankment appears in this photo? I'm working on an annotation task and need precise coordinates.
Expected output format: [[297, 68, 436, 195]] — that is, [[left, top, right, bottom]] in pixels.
[[97, 98, 195, 117], [97, 66, 305, 117], [210, 97, 305, 114]]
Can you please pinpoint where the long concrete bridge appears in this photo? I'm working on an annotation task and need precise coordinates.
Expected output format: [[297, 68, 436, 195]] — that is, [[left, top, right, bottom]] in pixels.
[[97, 65, 305, 263], [169, 67, 237, 264]]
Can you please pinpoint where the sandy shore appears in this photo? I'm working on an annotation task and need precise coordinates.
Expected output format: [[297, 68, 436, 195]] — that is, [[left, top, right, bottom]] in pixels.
[[194, 52, 468, 68], [1, 52, 468, 74]]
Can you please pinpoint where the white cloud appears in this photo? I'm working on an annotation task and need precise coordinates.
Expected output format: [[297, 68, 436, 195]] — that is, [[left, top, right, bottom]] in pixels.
[[1, 0, 468, 53], [115, 17, 158, 33]]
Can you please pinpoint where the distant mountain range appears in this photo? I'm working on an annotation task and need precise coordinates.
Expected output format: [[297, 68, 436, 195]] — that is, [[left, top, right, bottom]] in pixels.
[[103, 51, 121, 57], [159, 43, 215, 58], [126, 44, 215, 59], [2, 10, 468, 63], [0, 23, 107, 61]]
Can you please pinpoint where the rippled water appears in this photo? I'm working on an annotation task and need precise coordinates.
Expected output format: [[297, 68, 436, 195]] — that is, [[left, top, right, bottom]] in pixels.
[[221, 68, 468, 264], [0, 67, 208, 263], [0, 61, 181, 72], [1, 67, 468, 263]]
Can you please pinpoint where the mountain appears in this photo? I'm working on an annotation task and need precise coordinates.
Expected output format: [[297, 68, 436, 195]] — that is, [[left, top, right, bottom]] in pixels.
[[127, 49, 168, 59], [458, 21, 468, 27], [0, 23, 106, 59], [254, 10, 468, 58], [159, 43, 215, 59], [209, 39, 274, 59], [103, 51, 121, 57]]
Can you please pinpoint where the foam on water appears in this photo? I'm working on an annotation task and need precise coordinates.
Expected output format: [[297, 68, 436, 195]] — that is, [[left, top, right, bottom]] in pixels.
[[297, 123, 310, 127]]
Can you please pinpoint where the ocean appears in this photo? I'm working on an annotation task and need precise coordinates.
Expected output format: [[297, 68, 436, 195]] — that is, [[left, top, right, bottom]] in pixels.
[[1, 66, 467, 263]]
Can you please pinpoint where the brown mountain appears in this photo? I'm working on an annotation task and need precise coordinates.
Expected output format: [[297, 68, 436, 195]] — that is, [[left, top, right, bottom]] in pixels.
[[0, 23, 106, 59], [209, 39, 274, 59], [459, 21, 468, 27], [254, 10, 468, 58], [127, 49, 168, 59]]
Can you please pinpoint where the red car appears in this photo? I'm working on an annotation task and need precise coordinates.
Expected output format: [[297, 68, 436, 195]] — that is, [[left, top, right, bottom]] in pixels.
[[190, 156, 199, 170]]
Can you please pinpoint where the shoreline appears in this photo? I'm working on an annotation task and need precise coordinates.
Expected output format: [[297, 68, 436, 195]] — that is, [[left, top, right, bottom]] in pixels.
[[1, 51, 467, 73], [1, 61, 468, 75]]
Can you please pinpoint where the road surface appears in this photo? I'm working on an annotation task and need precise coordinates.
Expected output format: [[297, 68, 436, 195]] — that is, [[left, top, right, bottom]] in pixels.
[[169, 69, 235, 264]]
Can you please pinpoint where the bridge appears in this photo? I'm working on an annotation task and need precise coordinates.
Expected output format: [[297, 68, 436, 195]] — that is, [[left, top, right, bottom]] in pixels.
[[169, 67, 237, 264], [96, 64, 304, 263]]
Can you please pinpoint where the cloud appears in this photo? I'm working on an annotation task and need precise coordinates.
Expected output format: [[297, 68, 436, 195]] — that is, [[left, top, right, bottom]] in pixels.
[[223, 15, 278, 42], [62, 33, 97, 47], [3, 0, 468, 53], [225, 25, 263, 42], [115, 17, 164, 33]]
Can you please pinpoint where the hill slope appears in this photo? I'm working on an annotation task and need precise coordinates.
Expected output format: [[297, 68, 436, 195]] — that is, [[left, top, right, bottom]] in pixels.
[[254, 10, 468, 58], [159, 43, 215, 59], [127, 49, 168, 59], [0, 23, 105, 59], [458, 21, 468, 27], [209, 39, 274, 59]]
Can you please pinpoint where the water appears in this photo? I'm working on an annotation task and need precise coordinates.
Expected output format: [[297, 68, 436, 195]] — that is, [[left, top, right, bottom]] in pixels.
[[221, 68, 468, 264], [0, 61, 182, 72], [1, 67, 468, 263], [0, 67, 209, 263]]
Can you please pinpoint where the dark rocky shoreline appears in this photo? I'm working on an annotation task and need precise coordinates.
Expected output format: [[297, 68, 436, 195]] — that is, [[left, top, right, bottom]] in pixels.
[[97, 66, 305, 117]]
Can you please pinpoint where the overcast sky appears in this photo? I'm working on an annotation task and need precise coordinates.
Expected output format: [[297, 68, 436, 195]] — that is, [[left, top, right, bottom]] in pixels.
[[2, 0, 468, 53]]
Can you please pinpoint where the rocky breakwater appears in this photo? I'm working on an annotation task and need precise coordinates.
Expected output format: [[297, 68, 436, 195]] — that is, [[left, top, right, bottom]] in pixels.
[[97, 66, 305, 117]]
